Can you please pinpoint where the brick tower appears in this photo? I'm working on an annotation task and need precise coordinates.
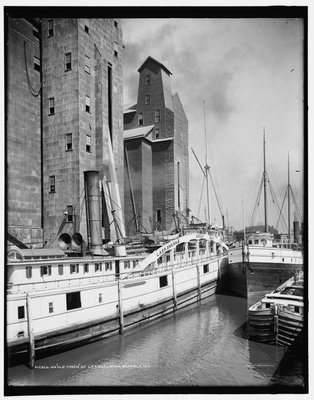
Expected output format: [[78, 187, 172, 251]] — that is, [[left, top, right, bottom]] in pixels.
[[124, 56, 189, 236], [6, 16, 124, 248]]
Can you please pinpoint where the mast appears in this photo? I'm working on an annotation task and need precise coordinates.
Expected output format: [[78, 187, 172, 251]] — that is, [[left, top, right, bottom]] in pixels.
[[263, 128, 268, 233], [287, 152, 291, 241], [242, 191, 246, 242], [203, 100, 211, 228]]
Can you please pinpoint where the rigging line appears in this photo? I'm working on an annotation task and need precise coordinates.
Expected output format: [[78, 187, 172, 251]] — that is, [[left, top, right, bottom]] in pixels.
[[265, 145, 282, 203], [208, 168, 224, 217], [275, 187, 288, 232], [249, 179, 263, 228], [290, 188, 303, 223], [102, 188, 150, 234], [23, 41, 42, 97], [203, 100, 208, 166], [47, 215, 68, 248], [257, 209, 263, 229], [196, 175, 206, 219], [268, 180, 284, 214]]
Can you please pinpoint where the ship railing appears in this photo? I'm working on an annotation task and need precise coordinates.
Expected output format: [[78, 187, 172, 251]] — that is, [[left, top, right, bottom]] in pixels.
[[7, 252, 226, 295], [271, 240, 302, 250], [124, 253, 225, 280]]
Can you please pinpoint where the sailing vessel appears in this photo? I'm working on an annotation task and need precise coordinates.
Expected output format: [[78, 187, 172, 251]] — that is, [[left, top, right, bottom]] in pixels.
[[6, 170, 229, 367], [248, 271, 304, 346], [227, 131, 303, 299]]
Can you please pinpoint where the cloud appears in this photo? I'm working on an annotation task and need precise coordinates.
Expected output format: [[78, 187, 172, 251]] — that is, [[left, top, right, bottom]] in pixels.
[[121, 18, 304, 230]]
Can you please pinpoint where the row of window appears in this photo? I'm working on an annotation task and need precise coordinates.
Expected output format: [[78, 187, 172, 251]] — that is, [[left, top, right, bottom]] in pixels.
[[46, 19, 119, 37], [49, 95, 91, 116], [138, 109, 160, 139], [138, 109, 160, 125], [32, 20, 119, 75], [34, 51, 91, 75], [24, 259, 141, 279], [47, 132, 91, 157], [46, 20, 119, 59]]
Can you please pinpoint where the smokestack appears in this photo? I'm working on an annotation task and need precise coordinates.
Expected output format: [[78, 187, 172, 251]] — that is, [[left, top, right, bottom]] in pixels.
[[84, 170, 106, 255], [293, 220, 300, 245]]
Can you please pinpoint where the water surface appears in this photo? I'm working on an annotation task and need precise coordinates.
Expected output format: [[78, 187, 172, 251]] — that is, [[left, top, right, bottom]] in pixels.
[[7, 294, 305, 390]]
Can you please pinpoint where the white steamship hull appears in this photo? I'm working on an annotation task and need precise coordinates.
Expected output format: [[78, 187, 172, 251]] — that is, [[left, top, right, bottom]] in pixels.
[[7, 233, 228, 359]]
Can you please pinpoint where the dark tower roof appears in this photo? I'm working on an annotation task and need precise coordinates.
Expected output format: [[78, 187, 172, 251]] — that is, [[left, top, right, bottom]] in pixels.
[[138, 56, 172, 76]]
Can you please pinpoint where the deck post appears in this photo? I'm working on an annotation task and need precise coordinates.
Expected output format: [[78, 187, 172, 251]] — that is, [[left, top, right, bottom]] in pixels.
[[196, 264, 201, 302], [117, 279, 124, 335], [185, 242, 189, 260], [217, 253, 221, 281], [274, 305, 279, 345], [196, 239, 200, 258], [26, 293, 35, 369], [170, 249, 177, 311], [172, 268, 177, 311]]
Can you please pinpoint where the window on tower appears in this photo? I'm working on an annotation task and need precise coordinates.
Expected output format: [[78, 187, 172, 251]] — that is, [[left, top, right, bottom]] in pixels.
[[49, 175, 55, 193], [138, 113, 143, 126], [85, 55, 90, 74], [34, 56, 40, 72], [33, 27, 40, 39], [67, 205, 74, 222], [85, 96, 91, 113], [155, 109, 160, 123], [86, 135, 91, 152], [156, 209, 162, 222], [114, 42, 119, 58], [48, 19, 54, 37], [145, 94, 150, 105], [65, 52, 72, 71], [84, 20, 90, 34], [65, 133, 72, 151], [145, 75, 150, 86], [48, 97, 55, 115]]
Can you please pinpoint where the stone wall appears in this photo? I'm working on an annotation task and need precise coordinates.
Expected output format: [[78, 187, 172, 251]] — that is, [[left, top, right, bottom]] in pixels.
[[41, 18, 124, 245], [6, 18, 43, 246], [173, 93, 189, 219]]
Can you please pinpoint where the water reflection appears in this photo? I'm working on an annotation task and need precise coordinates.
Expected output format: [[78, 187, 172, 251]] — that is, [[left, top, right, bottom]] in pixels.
[[8, 294, 304, 389]]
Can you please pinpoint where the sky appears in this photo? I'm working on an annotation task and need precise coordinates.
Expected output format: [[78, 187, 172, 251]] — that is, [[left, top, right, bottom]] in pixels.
[[121, 17, 304, 233]]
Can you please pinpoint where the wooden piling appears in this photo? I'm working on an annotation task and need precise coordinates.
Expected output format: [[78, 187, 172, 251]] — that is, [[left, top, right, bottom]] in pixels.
[[117, 279, 124, 334], [274, 305, 279, 345], [217, 257, 221, 281], [172, 269, 177, 311], [196, 264, 201, 302], [26, 293, 35, 368]]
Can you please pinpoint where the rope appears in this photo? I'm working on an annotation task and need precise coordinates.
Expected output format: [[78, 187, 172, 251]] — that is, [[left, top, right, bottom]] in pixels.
[[268, 179, 288, 231], [196, 175, 205, 219], [101, 186, 150, 235], [249, 178, 263, 228], [275, 187, 288, 231], [290, 187, 303, 223]]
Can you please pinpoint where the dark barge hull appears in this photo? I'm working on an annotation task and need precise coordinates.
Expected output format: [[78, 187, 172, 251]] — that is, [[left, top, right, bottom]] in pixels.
[[227, 261, 303, 300], [277, 312, 304, 347], [248, 310, 276, 343]]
